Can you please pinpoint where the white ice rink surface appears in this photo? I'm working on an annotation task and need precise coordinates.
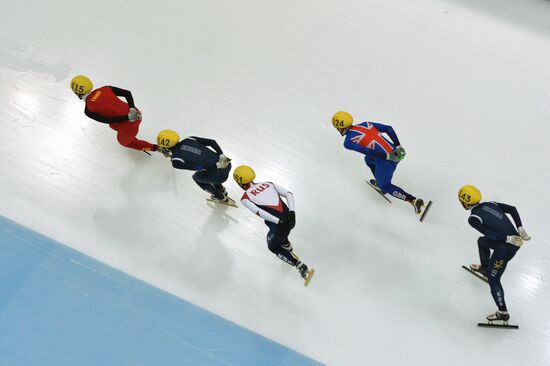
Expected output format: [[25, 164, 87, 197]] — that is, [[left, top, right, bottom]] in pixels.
[[1, 0, 550, 365]]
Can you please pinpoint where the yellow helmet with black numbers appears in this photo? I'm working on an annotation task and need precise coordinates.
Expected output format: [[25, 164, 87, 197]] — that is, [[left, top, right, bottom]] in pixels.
[[233, 165, 255, 185], [157, 130, 180, 148], [458, 185, 482, 205], [70, 75, 93, 98], [332, 111, 353, 130]]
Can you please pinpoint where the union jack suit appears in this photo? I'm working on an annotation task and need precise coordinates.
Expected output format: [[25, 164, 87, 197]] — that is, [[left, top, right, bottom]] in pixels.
[[343, 121, 414, 202]]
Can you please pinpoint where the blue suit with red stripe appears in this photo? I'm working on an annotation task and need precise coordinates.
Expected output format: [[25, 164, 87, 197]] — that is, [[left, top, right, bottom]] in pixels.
[[343, 122, 413, 201]]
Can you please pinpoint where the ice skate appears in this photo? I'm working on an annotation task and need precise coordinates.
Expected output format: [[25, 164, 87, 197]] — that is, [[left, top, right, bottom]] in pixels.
[[478, 310, 518, 329], [470, 264, 488, 277], [206, 188, 238, 208], [369, 179, 383, 193], [461, 263, 488, 283], [486, 310, 510, 322], [297, 262, 315, 287], [411, 198, 424, 214], [208, 184, 229, 203], [366, 179, 391, 203], [411, 198, 433, 222], [209, 193, 228, 203]]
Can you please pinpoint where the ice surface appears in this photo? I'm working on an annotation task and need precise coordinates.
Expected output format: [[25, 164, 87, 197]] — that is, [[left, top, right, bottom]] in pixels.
[[1, 0, 549, 365]]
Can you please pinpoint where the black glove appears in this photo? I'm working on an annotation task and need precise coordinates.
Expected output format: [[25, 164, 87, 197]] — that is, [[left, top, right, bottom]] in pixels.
[[279, 211, 296, 229], [287, 211, 296, 229]]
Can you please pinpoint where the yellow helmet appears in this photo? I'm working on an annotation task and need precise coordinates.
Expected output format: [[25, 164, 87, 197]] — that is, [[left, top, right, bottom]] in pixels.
[[458, 185, 482, 205], [157, 130, 180, 148], [70, 75, 93, 97], [233, 165, 256, 185], [332, 111, 353, 130]]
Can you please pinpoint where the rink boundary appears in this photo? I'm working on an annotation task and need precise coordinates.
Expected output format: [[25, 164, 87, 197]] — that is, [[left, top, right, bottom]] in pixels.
[[0, 215, 323, 366]]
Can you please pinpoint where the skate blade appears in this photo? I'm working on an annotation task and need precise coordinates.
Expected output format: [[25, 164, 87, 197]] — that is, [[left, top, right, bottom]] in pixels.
[[304, 268, 315, 287], [461, 265, 488, 283], [419, 200, 432, 222], [365, 180, 392, 204], [206, 197, 238, 208], [477, 322, 518, 329]]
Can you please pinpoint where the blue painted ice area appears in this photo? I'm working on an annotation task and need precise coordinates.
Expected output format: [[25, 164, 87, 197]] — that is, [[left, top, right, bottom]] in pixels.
[[0, 216, 322, 366]]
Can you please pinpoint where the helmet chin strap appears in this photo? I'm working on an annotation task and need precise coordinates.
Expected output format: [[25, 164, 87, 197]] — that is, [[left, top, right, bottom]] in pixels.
[[78, 91, 91, 100], [338, 127, 349, 136], [462, 202, 479, 210], [239, 182, 251, 190]]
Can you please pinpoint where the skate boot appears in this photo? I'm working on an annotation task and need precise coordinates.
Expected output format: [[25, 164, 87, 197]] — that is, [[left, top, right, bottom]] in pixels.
[[469, 263, 488, 277], [209, 193, 228, 203], [213, 184, 228, 197], [369, 179, 384, 194], [411, 198, 425, 214], [486, 310, 510, 322], [209, 184, 228, 203], [297, 262, 309, 279], [297, 261, 315, 286]]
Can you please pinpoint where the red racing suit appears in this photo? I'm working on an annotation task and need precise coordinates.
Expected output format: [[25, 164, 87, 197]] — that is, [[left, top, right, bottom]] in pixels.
[[84, 86, 156, 151]]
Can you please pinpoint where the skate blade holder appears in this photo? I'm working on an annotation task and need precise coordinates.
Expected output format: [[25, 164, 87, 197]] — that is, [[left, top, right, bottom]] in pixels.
[[478, 321, 518, 329]]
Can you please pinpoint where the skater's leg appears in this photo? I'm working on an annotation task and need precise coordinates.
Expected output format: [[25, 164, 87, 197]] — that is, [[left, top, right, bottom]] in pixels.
[[209, 163, 231, 185], [266, 225, 299, 266], [194, 165, 231, 199], [192, 171, 219, 197], [111, 121, 156, 151], [364, 156, 376, 176], [374, 159, 414, 201], [477, 237, 494, 270], [487, 242, 519, 312], [211, 164, 231, 197]]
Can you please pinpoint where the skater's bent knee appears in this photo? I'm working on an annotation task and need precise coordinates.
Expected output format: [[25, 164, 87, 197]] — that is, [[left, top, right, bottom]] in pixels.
[[267, 242, 280, 254], [377, 183, 392, 193], [117, 134, 134, 147]]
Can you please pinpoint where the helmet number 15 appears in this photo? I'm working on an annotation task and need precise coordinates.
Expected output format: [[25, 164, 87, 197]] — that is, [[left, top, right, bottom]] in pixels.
[[72, 85, 85, 93]]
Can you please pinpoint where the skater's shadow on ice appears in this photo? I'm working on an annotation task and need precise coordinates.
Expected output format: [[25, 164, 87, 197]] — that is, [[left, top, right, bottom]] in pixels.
[[92, 154, 172, 257], [205, 201, 238, 223], [176, 207, 236, 291], [92, 154, 236, 291]]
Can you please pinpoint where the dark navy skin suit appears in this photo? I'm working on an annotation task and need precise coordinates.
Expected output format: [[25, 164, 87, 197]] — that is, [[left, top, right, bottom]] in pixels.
[[170, 136, 230, 199]]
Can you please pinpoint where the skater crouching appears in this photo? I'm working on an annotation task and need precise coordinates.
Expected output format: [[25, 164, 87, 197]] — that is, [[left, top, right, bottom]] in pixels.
[[233, 165, 314, 286], [458, 185, 531, 324], [156, 129, 231, 203], [332, 111, 429, 218]]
